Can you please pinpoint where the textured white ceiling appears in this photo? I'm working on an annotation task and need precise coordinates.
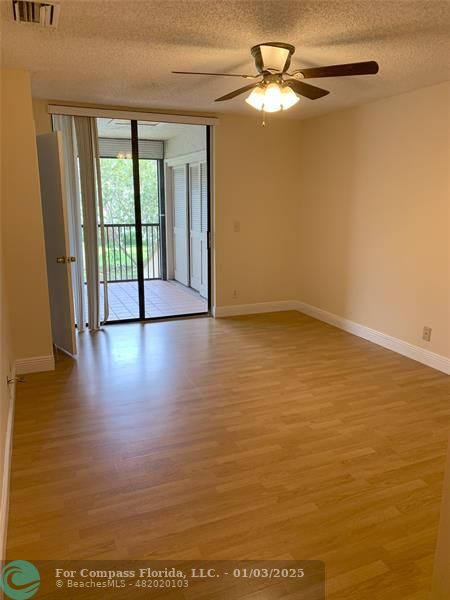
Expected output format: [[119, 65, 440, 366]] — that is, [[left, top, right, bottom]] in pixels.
[[1, 0, 449, 120]]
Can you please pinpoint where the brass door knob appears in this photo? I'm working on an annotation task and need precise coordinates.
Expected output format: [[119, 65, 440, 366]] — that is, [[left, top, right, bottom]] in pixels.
[[56, 256, 76, 264]]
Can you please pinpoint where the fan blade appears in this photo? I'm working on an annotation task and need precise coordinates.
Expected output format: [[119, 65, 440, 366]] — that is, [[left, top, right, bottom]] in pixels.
[[172, 71, 258, 79], [215, 83, 259, 102], [285, 80, 329, 100], [297, 61, 379, 79]]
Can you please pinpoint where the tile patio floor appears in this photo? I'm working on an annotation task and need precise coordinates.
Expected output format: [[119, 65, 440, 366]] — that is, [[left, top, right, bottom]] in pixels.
[[94, 280, 207, 320]]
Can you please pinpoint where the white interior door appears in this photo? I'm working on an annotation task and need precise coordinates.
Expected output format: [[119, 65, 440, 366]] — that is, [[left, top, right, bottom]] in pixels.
[[200, 161, 209, 299], [189, 163, 202, 292], [172, 165, 189, 286], [37, 132, 77, 355]]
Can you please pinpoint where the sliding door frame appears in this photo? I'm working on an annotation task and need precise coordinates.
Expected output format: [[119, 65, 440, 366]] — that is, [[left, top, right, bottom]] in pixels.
[[206, 125, 212, 317], [102, 121, 212, 324], [158, 160, 168, 281], [130, 120, 146, 320]]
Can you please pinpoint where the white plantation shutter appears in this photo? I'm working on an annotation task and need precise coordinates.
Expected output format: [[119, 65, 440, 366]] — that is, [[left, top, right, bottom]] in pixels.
[[189, 163, 202, 292], [199, 161, 209, 298], [167, 154, 208, 299], [200, 162, 208, 234], [172, 165, 189, 285], [173, 166, 186, 228], [190, 164, 201, 233]]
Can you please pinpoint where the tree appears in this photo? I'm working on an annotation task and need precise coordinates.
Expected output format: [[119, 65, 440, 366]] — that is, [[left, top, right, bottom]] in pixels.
[[100, 158, 159, 224], [97, 158, 161, 280]]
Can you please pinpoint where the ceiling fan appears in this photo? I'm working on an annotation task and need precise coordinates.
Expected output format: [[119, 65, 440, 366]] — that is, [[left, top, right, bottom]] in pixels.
[[173, 42, 379, 113]]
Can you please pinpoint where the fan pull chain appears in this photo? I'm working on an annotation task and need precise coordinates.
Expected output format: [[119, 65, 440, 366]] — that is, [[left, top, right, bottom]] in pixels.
[[262, 109, 266, 127]]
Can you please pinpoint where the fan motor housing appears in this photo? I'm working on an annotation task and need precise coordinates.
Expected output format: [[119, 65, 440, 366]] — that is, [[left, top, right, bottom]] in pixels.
[[251, 42, 296, 73]]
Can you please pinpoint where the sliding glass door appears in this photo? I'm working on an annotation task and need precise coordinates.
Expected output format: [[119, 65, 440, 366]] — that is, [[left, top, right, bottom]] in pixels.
[[96, 118, 141, 320], [148, 125, 209, 319], [95, 118, 210, 323], [137, 121, 165, 319]]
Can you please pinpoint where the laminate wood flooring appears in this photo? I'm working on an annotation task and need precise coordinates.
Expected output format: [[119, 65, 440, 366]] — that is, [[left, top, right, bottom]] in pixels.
[[7, 312, 450, 599]]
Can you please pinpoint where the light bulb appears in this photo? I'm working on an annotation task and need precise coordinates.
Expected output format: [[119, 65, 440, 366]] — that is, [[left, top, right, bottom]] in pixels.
[[245, 86, 265, 110], [280, 85, 300, 109], [264, 83, 282, 112], [246, 82, 299, 113]]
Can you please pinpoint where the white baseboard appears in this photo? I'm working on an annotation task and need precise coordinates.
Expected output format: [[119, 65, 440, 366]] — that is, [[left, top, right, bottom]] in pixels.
[[214, 300, 298, 318], [0, 369, 15, 561], [15, 354, 55, 375], [295, 301, 450, 376], [213, 299, 449, 375]]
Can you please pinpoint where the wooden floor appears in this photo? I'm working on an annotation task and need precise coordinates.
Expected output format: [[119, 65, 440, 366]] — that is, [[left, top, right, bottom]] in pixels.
[[7, 312, 450, 599]]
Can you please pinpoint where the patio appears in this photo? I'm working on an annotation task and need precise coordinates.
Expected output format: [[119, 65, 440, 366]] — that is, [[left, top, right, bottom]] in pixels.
[[82, 224, 208, 321], [97, 280, 208, 320]]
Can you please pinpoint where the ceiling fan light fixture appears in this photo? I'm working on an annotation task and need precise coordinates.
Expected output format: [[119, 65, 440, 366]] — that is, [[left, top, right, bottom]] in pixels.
[[245, 82, 300, 112], [175, 43, 379, 116]]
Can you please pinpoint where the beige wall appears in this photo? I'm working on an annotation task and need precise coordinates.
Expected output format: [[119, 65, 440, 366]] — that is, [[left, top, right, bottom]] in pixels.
[[2, 70, 53, 361], [295, 82, 450, 358], [214, 114, 299, 307], [32, 98, 52, 135]]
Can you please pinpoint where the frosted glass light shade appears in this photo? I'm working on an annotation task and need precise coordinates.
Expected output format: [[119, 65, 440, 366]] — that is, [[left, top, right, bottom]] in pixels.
[[245, 86, 265, 110], [245, 83, 300, 113], [281, 85, 300, 109], [264, 83, 283, 112]]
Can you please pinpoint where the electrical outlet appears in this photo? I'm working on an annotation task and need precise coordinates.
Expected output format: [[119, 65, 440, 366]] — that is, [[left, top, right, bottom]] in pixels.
[[422, 326, 432, 342], [232, 289, 238, 299], [233, 220, 241, 233]]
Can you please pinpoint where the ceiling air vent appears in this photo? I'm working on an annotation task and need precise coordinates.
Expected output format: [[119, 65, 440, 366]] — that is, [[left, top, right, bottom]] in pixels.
[[12, 0, 60, 27]]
